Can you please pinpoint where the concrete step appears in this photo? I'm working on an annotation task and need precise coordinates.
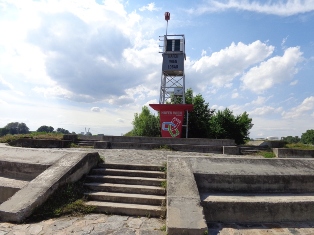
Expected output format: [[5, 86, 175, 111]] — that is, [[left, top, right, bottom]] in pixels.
[[85, 201, 166, 218], [86, 175, 165, 186], [201, 192, 314, 223], [0, 176, 29, 203], [77, 141, 94, 146], [90, 168, 166, 179], [84, 191, 166, 206], [84, 183, 166, 195], [98, 163, 164, 172], [195, 173, 314, 193]]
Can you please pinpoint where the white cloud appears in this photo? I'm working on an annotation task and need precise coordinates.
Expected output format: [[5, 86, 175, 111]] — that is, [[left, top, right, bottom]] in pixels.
[[33, 86, 96, 102], [190, 40, 274, 87], [0, 76, 13, 90], [91, 107, 101, 112], [250, 96, 267, 106], [0, 99, 8, 105], [283, 96, 314, 119], [190, 0, 314, 16], [117, 118, 124, 123], [231, 91, 239, 99], [290, 80, 298, 86], [0, 0, 163, 105], [249, 106, 282, 116], [241, 47, 303, 93], [139, 3, 160, 12]]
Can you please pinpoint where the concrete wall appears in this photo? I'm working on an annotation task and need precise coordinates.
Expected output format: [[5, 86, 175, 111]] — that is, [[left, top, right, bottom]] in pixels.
[[79, 135, 235, 146], [0, 161, 49, 181], [273, 148, 314, 158], [8, 139, 72, 148]]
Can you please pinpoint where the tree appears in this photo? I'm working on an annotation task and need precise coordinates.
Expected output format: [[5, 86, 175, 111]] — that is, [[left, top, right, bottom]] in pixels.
[[209, 108, 253, 145], [183, 89, 215, 138], [282, 136, 300, 144], [0, 128, 9, 137], [4, 122, 29, 134], [56, 128, 70, 134], [131, 106, 160, 137], [301, 130, 314, 145], [37, 125, 54, 133]]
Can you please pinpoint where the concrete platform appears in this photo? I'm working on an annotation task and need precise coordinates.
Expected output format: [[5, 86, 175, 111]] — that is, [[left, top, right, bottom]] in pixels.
[[201, 192, 314, 223]]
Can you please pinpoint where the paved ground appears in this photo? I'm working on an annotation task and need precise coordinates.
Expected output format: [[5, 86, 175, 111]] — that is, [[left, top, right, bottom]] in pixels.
[[2, 144, 314, 234], [208, 222, 314, 235], [0, 214, 165, 235]]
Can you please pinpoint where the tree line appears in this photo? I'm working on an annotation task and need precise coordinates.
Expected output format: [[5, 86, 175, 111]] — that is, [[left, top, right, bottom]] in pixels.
[[282, 130, 314, 145], [126, 89, 254, 145], [0, 122, 71, 137]]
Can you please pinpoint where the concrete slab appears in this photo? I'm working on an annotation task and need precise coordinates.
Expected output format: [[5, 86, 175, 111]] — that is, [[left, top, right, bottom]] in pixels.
[[167, 156, 207, 235], [202, 192, 314, 223], [0, 144, 79, 165]]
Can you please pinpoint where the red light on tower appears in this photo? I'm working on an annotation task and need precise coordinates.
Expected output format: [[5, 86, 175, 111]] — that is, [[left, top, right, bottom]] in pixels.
[[165, 12, 170, 21]]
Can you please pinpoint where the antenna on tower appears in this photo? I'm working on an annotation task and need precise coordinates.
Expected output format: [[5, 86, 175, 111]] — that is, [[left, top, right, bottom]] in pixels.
[[165, 12, 170, 35]]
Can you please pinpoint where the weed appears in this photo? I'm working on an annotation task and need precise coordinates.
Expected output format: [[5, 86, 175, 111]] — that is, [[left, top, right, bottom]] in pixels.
[[160, 225, 167, 232], [258, 151, 276, 158], [0, 132, 63, 143], [27, 179, 94, 222], [285, 143, 314, 150], [160, 162, 167, 173], [154, 145, 173, 151], [70, 143, 79, 148], [161, 181, 167, 189], [203, 230, 208, 235]]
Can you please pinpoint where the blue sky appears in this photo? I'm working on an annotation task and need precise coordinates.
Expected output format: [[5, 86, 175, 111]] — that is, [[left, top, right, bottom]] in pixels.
[[0, 0, 314, 138]]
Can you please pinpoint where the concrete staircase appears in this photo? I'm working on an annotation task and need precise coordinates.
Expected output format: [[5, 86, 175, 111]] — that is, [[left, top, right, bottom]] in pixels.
[[84, 163, 166, 218], [198, 172, 314, 223]]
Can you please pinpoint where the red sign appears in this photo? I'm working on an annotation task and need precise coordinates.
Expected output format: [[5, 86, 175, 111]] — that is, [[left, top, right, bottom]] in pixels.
[[149, 104, 193, 138]]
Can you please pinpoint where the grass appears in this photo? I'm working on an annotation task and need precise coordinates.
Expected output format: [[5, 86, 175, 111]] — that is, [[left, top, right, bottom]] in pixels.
[[154, 145, 173, 151], [160, 224, 166, 232], [160, 181, 167, 189], [258, 151, 276, 158], [26, 179, 95, 222], [0, 132, 63, 143], [160, 162, 167, 173], [285, 143, 314, 150]]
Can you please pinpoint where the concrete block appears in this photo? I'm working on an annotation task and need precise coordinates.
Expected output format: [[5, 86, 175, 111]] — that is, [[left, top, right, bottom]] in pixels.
[[223, 146, 240, 155], [167, 156, 207, 235], [94, 141, 111, 149], [273, 148, 314, 158]]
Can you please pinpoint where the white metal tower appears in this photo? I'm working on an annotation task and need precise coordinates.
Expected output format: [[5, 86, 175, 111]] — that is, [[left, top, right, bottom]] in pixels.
[[159, 13, 186, 104]]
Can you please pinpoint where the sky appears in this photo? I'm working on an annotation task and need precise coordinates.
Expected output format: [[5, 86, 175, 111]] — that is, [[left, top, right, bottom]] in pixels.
[[0, 0, 314, 138]]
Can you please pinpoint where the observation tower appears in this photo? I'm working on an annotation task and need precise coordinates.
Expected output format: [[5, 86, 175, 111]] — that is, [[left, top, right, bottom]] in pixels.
[[150, 12, 193, 138]]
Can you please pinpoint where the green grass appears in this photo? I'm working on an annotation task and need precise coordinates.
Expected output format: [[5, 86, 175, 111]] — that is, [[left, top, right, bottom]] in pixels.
[[160, 181, 167, 189], [258, 151, 276, 158], [0, 132, 63, 143], [160, 224, 166, 232], [160, 162, 167, 173], [154, 145, 173, 151], [26, 180, 95, 222], [285, 143, 314, 150]]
